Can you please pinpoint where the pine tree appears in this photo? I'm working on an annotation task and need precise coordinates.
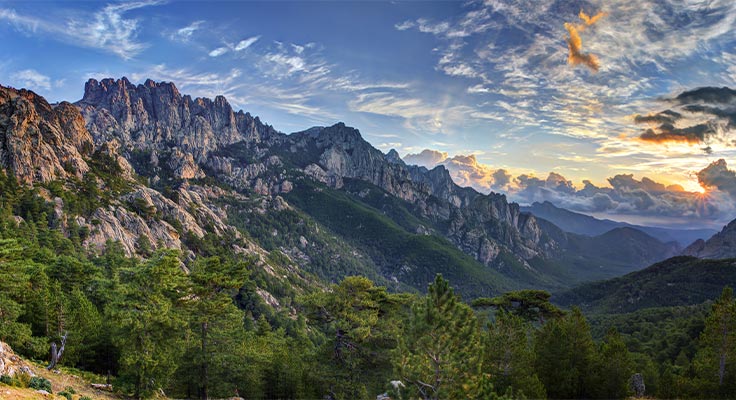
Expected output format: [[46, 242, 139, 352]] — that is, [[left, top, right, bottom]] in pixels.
[[0, 239, 34, 351], [180, 256, 247, 400], [482, 309, 546, 398], [303, 276, 406, 399], [592, 328, 633, 399], [108, 250, 188, 399], [534, 307, 596, 399], [396, 274, 480, 400], [693, 286, 736, 397]]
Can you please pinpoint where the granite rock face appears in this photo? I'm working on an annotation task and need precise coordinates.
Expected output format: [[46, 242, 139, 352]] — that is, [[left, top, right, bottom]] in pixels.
[[77, 77, 279, 178], [281, 123, 553, 266], [0, 85, 93, 184]]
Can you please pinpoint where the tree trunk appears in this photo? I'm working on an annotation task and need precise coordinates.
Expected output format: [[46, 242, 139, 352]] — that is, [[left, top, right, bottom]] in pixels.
[[46, 332, 67, 370]]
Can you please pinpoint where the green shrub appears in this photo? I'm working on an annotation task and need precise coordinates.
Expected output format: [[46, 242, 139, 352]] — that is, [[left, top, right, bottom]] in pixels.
[[64, 386, 77, 394], [58, 391, 73, 400], [80, 396, 93, 400], [0, 375, 11, 385], [28, 376, 52, 392], [14, 372, 33, 389]]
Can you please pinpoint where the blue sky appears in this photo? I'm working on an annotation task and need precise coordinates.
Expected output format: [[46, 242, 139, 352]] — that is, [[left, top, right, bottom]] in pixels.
[[1, 0, 736, 228]]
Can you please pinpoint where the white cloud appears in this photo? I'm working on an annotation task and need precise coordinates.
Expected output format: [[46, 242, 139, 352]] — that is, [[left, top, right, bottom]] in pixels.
[[394, 20, 415, 31], [10, 69, 52, 90], [171, 20, 204, 42], [208, 47, 229, 57], [235, 36, 260, 51], [207, 35, 260, 57]]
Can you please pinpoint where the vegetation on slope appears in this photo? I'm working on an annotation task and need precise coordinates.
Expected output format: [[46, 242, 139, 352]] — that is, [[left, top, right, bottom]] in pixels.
[[554, 256, 736, 313]]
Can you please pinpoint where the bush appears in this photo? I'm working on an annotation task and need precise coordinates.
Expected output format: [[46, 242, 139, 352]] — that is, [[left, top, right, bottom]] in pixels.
[[58, 391, 73, 400], [0, 375, 11, 385], [64, 385, 77, 394], [80, 396, 93, 400], [28, 376, 52, 392]]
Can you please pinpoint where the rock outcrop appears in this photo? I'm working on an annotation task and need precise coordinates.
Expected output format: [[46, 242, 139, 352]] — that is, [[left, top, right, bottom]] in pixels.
[[683, 219, 736, 259], [0, 85, 93, 184], [0, 341, 33, 377], [77, 78, 279, 161], [280, 123, 553, 266]]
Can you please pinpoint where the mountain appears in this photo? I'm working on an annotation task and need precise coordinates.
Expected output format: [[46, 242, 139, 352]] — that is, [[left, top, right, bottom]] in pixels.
[[682, 218, 736, 259], [554, 256, 736, 313], [1, 77, 691, 298], [69, 77, 572, 295], [534, 218, 681, 281], [522, 200, 716, 246]]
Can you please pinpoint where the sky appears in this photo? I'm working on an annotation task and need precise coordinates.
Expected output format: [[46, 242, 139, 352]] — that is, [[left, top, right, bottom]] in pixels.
[[1, 0, 735, 229]]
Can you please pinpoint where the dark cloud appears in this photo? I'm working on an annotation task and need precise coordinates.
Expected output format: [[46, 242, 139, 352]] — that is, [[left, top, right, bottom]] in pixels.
[[633, 109, 682, 124], [698, 159, 736, 199], [639, 123, 713, 143], [492, 169, 512, 190], [635, 86, 736, 146], [675, 87, 736, 105]]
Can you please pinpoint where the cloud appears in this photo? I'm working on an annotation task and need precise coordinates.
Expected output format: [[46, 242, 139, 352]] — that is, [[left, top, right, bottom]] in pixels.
[[208, 35, 261, 57], [0, 1, 163, 59], [635, 86, 736, 146], [235, 36, 260, 51], [564, 10, 606, 72], [403, 149, 448, 167], [402, 148, 735, 226], [403, 149, 513, 193], [208, 47, 229, 57], [170, 20, 204, 42], [512, 168, 735, 225], [698, 159, 736, 199], [10, 69, 52, 90]]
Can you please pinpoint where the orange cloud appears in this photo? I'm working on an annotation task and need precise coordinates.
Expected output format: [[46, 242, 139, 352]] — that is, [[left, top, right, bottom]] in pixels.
[[565, 10, 606, 72], [578, 10, 606, 26]]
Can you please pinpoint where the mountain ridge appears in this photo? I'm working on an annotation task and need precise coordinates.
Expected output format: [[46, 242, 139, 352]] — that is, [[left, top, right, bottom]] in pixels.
[[0, 77, 689, 297], [522, 200, 716, 246]]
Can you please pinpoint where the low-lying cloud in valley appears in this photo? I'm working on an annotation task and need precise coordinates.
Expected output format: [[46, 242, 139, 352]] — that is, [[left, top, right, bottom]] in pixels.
[[403, 149, 736, 228]]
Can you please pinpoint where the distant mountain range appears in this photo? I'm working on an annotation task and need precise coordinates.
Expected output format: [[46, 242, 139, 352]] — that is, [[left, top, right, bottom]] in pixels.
[[0, 78, 712, 298], [521, 201, 717, 246], [554, 256, 736, 314]]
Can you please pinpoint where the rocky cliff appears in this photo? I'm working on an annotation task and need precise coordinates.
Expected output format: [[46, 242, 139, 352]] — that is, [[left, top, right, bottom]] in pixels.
[[1, 77, 573, 297], [0, 85, 92, 184], [683, 219, 736, 259], [74, 79, 554, 270], [275, 122, 552, 267]]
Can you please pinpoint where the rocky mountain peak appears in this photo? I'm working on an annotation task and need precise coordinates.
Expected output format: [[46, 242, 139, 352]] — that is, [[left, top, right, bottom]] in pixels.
[[385, 149, 404, 165], [76, 77, 281, 165], [0, 84, 92, 184]]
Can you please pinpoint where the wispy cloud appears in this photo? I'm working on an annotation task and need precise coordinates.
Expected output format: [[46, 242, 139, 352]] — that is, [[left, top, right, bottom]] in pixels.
[[0, 1, 164, 59], [169, 20, 204, 42], [208, 35, 261, 57]]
